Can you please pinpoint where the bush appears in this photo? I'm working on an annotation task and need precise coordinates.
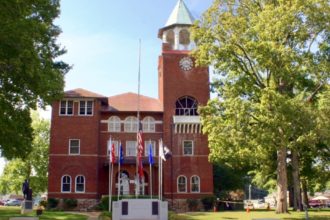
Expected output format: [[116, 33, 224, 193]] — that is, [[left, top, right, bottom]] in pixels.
[[186, 198, 199, 211], [201, 195, 216, 211], [63, 198, 78, 209], [39, 200, 47, 208], [47, 198, 59, 209], [98, 211, 112, 220], [97, 196, 118, 211]]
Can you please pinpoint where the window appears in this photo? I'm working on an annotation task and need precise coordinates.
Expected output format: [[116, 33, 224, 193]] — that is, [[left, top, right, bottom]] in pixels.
[[69, 139, 80, 155], [144, 140, 156, 156], [75, 175, 85, 193], [183, 140, 193, 155], [177, 176, 187, 193], [60, 100, 73, 115], [175, 96, 198, 116], [79, 100, 93, 115], [62, 175, 71, 192], [107, 140, 119, 156], [124, 116, 138, 132], [126, 141, 137, 156], [191, 175, 200, 193], [142, 116, 155, 132], [108, 116, 121, 132]]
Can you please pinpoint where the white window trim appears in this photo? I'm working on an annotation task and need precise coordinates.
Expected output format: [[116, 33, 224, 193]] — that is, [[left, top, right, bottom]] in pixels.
[[142, 116, 155, 133], [190, 175, 200, 193], [177, 175, 187, 193], [75, 175, 85, 193], [182, 140, 194, 156], [78, 100, 94, 116], [108, 116, 121, 132], [126, 141, 137, 156], [59, 100, 74, 116], [61, 175, 71, 193], [69, 139, 80, 155], [124, 116, 138, 133]]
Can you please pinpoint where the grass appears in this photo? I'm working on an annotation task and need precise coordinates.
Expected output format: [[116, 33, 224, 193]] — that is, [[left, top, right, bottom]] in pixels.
[[0, 207, 88, 220], [178, 209, 330, 220]]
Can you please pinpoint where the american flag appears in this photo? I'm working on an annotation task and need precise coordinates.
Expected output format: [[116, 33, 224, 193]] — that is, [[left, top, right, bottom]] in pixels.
[[137, 121, 144, 178], [108, 138, 116, 164]]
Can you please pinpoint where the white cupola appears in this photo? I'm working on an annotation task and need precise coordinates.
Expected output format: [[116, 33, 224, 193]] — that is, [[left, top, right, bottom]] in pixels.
[[158, 0, 195, 51]]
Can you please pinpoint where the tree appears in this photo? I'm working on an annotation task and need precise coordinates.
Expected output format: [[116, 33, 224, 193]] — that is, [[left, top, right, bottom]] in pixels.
[[0, 0, 69, 159], [192, 0, 330, 213], [0, 112, 50, 195]]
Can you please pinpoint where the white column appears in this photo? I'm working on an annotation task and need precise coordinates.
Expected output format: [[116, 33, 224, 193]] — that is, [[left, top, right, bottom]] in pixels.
[[174, 27, 180, 50]]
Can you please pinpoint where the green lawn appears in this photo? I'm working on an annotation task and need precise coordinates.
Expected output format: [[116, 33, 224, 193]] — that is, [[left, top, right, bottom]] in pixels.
[[178, 209, 330, 220], [0, 207, 88, 220]]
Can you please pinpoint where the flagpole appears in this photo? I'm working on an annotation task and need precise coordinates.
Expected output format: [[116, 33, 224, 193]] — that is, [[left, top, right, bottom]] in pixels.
[[108, 137, 112, 212], [158, 139, 160, 200], [135, 39, 142, 197], [117, 142, 121, 200], [110, 163, 114, 211]]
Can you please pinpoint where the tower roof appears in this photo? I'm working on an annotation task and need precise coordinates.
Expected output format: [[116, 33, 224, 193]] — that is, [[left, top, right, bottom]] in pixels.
[[164, 0, 194, 27]]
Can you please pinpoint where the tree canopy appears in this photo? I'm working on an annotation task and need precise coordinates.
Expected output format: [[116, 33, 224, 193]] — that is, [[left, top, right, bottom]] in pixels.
[[0, 0, 69, 159], [192, 0, 330, 213], [0, 112, 50, 195]]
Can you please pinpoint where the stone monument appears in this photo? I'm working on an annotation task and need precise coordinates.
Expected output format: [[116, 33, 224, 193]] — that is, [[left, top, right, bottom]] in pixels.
[[21, 179, 33, 214]]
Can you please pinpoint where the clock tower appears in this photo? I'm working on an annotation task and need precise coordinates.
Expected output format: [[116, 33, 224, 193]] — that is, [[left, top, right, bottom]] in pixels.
[[158, 0, 213, 207]]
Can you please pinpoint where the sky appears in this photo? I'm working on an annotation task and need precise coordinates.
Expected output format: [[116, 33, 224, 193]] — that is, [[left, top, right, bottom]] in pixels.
[[0, 0, 214, 174]]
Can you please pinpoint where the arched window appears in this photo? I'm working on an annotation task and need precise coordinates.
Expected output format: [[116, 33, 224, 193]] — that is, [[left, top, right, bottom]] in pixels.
[[177, 175, 187, 193], [179, 29, 190, 45], [191, 175, 200, 193], [142, 116, 155, 132], [166, 30, 175, 48], [108, 116, 121, 132], [75, 175, 85, 193], [61, 175, 71, 193], [124, 116, 138, 132], [175, 96, 198, 116]]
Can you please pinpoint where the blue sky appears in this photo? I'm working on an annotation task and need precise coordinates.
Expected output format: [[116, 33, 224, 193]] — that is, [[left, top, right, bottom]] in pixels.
[[0, 0, 214, 174], [57, 0, 214, 98]]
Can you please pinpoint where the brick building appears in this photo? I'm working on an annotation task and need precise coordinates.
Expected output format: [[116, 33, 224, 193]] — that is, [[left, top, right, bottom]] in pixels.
[[48, 0, 213, 209]]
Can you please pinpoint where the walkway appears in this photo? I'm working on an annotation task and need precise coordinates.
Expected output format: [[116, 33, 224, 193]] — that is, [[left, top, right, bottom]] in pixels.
[[67, 211, 101, 220]]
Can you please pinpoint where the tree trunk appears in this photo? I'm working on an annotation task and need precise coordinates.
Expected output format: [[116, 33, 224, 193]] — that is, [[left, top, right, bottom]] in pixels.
[[292, 150, 302, 211], [301, 179, 309, 208], [276, 146, 288, 213]]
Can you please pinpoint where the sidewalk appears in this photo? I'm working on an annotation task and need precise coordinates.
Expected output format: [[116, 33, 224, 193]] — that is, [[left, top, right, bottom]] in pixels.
[[67, 211, 101, 220]]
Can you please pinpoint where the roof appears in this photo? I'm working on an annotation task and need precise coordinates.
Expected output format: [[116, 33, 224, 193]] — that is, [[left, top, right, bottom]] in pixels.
[[164, 0, 194, 27], [64, 88, 107, 99], [107, 92, 163, 112]]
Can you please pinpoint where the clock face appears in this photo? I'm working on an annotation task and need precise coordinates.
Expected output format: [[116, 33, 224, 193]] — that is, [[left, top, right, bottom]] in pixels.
[[179, 57, 193, 71]]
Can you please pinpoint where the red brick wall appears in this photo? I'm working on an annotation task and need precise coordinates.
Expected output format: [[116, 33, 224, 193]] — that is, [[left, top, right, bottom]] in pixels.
[[159, 50, 214, 201], [48, 99, 102, 200]]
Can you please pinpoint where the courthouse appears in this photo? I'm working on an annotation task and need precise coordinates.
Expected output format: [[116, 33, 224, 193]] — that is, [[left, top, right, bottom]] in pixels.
[[48, 0, 213, 209]]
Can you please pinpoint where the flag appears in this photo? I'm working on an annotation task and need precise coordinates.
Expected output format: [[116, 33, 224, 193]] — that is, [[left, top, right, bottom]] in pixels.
[[108, 139, 116, 164], [159, 139, 166, 161], [137, 121, 144, 178], [148, 143, 154, 165], [119, 143, 124, 165]]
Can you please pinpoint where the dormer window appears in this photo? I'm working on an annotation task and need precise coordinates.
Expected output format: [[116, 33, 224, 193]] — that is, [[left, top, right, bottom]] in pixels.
[[79, 100, 93, 116], [60, 100, 73, 116]]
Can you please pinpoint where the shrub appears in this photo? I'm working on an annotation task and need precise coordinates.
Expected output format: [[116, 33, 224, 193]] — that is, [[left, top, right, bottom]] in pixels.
[[63, 198, 78, 209], [39, 200, 48, 208], [47, 198, 59, 209], [201, 195, 216, 211], [97, 196, 118, 211], [186, 198, 199, 211]]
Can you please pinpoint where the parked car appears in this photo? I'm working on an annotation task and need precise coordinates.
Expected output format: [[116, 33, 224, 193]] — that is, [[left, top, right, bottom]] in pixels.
[[4, 199, 22, 206], [0, 200, 5, 206], [309, 200, 322, 208]]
